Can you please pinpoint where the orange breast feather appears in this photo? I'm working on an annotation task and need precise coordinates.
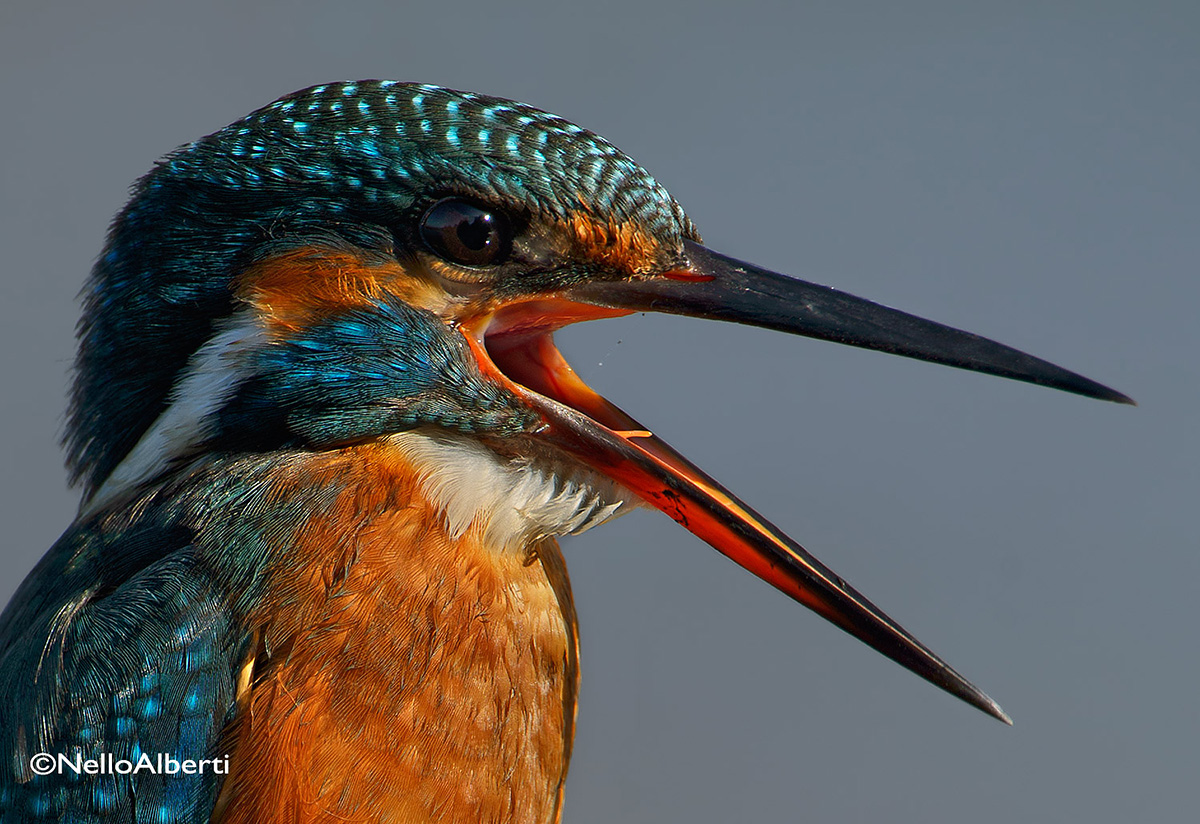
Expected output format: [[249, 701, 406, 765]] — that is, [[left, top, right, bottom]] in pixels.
[[212, 441, 579, 824]]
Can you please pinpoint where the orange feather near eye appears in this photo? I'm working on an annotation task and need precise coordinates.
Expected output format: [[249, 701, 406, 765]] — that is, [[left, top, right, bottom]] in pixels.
[[234, 247, 455, 334]]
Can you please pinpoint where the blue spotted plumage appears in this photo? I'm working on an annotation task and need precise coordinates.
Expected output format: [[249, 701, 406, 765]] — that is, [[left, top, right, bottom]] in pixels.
[[71, 80, 696, 496]]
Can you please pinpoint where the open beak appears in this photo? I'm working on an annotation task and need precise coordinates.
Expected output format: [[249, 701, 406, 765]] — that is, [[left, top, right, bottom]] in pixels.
[[463, 241, 1131, 725]]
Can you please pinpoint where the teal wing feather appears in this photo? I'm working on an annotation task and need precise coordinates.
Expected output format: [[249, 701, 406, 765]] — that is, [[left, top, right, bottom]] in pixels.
[[0, 521, 247, 823]]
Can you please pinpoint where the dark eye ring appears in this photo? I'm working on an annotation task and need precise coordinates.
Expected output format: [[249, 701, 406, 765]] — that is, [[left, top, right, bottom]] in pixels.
[[419, 198, 511, 267]]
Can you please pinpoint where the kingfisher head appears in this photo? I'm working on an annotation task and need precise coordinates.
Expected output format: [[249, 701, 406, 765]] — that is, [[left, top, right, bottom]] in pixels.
[[70, 81, 1130, 723]]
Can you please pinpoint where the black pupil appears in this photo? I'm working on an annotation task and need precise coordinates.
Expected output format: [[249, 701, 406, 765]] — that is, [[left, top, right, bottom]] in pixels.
[[420, 199, 508, 266], [456, 212, 493, 251]]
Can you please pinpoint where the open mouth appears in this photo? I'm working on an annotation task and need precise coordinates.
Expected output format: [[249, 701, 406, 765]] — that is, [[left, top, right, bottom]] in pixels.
[[474, 307, 638, 432], [464, 301, 1019, 722], [455, 239, 1129, 724]]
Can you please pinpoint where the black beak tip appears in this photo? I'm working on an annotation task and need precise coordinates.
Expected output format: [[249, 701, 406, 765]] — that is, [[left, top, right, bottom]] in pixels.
[[976, 693, 1015, 726], [1038, 373, 1134, 406]]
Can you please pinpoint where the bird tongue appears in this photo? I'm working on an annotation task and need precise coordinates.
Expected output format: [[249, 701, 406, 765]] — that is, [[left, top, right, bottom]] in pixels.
[[466, 326, 1012, 724]]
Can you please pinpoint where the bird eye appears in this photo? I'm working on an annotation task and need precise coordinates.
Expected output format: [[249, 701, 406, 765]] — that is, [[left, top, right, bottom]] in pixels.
[[419, 199, 511, 267]]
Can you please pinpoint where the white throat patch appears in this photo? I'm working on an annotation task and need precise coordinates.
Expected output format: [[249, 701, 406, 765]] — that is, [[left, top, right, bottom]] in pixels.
[[387, 430, 638, 550]]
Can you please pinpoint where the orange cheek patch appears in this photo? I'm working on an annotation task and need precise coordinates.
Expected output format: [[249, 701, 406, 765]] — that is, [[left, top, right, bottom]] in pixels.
[[234, 246, 452, 332]]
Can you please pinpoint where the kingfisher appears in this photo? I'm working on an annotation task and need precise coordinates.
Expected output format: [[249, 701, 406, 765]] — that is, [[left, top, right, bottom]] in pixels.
[[0, 81, 1130, 823]]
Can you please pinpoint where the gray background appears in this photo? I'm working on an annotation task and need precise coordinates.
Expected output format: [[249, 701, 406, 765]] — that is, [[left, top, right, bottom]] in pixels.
[[1, 1, 1195, 821]]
